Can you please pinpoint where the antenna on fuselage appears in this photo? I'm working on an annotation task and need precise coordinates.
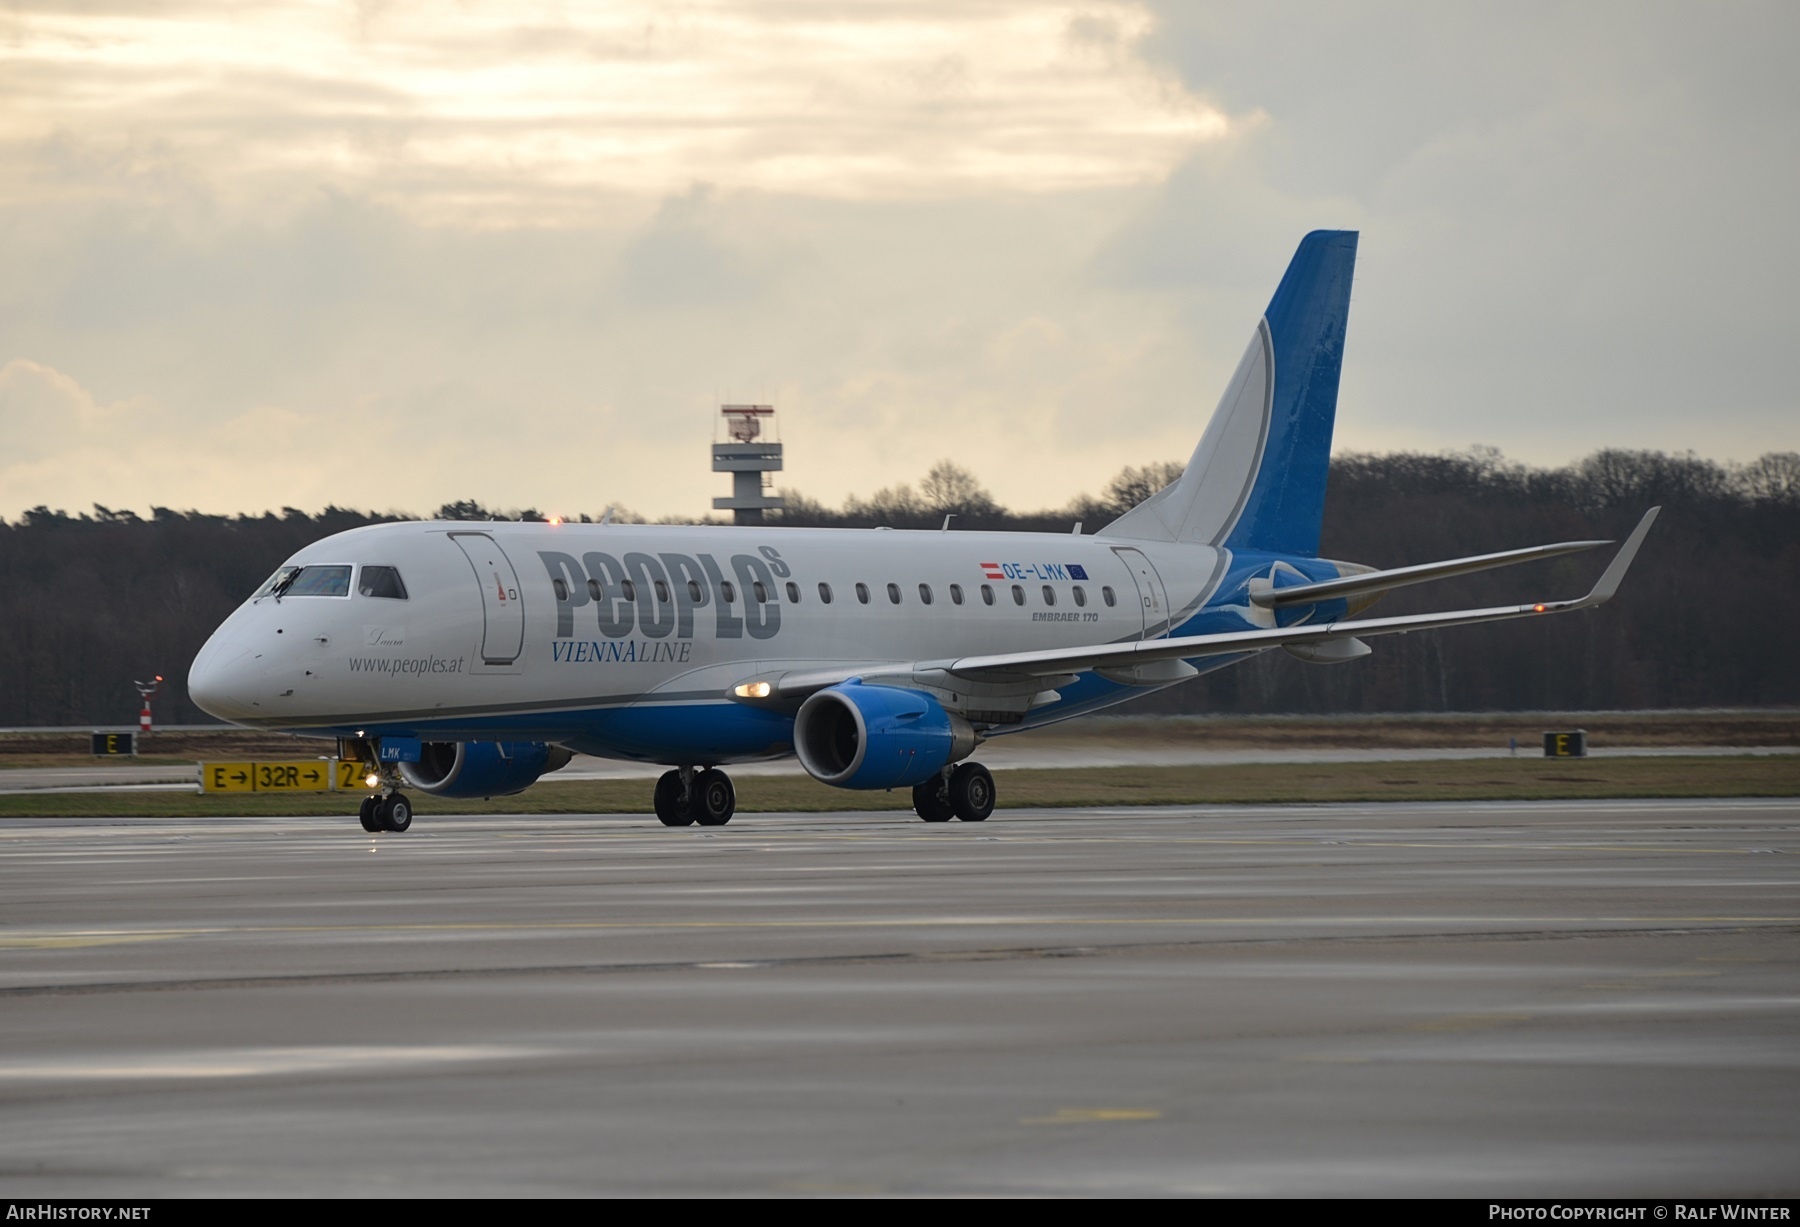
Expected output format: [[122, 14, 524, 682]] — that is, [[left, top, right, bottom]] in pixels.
[[941, 514, 955, 531], [599, 507, 614, 525]]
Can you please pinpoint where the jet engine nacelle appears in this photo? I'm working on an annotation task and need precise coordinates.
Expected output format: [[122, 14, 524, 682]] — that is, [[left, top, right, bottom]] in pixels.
[[398, 740, 573, 798], [793, 682, 977, 790]]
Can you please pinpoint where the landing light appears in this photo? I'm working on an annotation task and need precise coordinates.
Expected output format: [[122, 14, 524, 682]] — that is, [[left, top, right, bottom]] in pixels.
[[548, 515, 563, 526], [364, 772, 381, 789], [1533, 603, 1547, 613], [734, 681, 773, 699]]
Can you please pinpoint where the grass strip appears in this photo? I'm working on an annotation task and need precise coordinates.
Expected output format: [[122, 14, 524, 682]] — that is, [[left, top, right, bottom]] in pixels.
[[1, 755, 1794, 819]]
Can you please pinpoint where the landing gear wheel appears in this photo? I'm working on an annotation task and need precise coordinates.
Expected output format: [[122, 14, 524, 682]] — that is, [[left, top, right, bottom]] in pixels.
[[948, 762, 994, 822], [653, 769, 694, 827], [379, 793, 413, 833], [912, 777, 954, 822], [693, 769, 735, 826], [358, 795, 382, 833]]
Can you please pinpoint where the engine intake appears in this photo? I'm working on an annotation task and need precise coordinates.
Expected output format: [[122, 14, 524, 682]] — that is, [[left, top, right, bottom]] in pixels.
[[794, 683, 976, 790], [398, 740, 572, 798]]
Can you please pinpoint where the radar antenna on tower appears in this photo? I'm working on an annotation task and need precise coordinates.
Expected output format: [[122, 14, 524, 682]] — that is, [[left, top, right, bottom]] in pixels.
[[712, 404, 784, 525]]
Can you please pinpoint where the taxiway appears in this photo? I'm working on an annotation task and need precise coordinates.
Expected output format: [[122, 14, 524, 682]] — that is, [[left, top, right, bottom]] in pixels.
[[2, 799, 1796, 1196]]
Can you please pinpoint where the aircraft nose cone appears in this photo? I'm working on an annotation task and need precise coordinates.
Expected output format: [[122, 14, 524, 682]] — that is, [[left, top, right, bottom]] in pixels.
[[187, 635, 257, 723]]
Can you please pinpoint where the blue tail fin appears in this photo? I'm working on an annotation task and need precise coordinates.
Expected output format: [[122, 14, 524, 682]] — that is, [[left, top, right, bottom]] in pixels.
[[1102, 230, 1358, 557]]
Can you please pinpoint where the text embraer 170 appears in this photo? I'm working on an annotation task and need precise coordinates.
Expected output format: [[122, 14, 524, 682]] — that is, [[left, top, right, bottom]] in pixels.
[[188, 232, 1658, 832]]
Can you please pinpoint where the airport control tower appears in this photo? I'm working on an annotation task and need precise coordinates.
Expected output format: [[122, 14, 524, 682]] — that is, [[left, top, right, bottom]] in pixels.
[[712, 404, 785, 525]]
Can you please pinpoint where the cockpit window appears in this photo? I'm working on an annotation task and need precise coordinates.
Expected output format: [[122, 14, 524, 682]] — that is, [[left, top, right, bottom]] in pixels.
[[255, 564, 352, 599], [358, 565, 408, 600]]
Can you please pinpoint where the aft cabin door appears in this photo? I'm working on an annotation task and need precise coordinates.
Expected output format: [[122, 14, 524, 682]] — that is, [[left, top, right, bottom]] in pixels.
[[1112, 546, 1172, 639], [449, 532, 525, 665]]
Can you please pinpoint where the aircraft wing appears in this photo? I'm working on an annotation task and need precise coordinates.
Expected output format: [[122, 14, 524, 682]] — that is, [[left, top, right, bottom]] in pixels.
[[736, 508, 1658, 707], [944, 506, 1658, 680], [1249, 537, 1612, 609]]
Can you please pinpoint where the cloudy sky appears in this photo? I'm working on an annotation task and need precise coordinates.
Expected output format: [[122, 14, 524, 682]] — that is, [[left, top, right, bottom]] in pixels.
[[2, 1, 1794, 521]]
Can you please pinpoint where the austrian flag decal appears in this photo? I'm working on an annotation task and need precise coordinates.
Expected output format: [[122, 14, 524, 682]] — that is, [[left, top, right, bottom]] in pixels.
[[976, 561, 1092, 581]]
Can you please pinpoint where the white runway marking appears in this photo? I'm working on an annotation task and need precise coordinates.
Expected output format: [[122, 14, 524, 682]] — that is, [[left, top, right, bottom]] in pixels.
[[0, 1045, 564, 1081]]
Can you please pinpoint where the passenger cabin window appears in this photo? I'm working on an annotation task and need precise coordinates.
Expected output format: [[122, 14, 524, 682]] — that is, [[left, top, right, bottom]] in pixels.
[[688, 580, 704, 602], [552, 578, 568, 601], [819, 582, 834, 604], [1011, 584, 1025, 606], [887, 583, 901, 605], [587, 578, 603, 600], [919, 583, 933, 605], [1042, 585, 1056, 606], [654, 580, 670, 603], [359, 565, 407, 600], [1102, 586, 1117, 607], [1073, 586, 1087, 607], [950, 584, 964, 605], [753, 580, 768, 603], [722, 581, 737, 602], [621, 579, 637, 601], [258, 564, 352, 599], [856, 583, 870, 604], [981, 584, 995, 606], [786, 581, 800, 603]]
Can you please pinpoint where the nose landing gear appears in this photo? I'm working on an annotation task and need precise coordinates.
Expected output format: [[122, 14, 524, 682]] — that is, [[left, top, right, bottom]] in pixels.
[[342, 737, 414, 834], [357, 791, 413, 833]]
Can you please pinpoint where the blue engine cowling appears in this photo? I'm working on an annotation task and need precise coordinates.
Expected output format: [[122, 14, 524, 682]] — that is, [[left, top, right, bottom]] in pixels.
[[793, 682, 976, 790], [398, 740, 573, 798]]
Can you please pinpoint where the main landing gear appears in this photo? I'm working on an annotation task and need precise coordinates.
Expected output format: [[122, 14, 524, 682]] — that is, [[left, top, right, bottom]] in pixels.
[[358, 792, 413, 833], [912, 761, 995, 823], [654, 766, 736, 827], [646, 761, 992, 828]]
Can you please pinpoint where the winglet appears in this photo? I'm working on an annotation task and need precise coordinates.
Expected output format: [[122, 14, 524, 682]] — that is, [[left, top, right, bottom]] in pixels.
[[1569, 507, 1659, 610]]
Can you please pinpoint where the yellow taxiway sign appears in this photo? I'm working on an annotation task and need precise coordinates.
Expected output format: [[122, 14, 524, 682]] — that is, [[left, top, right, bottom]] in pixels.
[[199, 761, 339, 793]]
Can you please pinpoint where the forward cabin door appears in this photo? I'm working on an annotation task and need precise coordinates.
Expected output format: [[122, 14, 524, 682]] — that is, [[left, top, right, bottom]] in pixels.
[[1111, 546, 1172, 639], [449, 532, 525, 666]]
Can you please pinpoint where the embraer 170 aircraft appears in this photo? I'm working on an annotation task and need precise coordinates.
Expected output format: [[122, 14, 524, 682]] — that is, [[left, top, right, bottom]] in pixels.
[[188, 231, 1657, 833]]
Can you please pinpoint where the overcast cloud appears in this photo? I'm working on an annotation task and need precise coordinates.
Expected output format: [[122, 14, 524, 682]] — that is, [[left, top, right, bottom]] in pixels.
[[1, 1, 1794, 521]]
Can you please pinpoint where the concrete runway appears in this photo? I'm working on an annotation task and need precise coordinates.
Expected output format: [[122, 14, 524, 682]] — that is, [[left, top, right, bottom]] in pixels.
[[2, 799, 1796, 1197]]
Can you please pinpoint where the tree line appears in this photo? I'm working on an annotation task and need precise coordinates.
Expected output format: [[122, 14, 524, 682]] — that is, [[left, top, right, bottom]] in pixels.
[[1, 448, 1794, 726]]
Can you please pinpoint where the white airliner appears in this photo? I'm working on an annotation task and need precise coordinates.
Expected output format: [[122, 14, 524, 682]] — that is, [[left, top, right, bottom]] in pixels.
[[188, 231, 1657, 833]]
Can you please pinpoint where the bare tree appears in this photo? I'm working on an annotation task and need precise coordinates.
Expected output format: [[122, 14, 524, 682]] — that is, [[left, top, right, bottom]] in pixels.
[[844, 483, 926, 525], [1101, 461, 1185, 516], [1739, 452, 1800, 504], [919, 460, 997, 516]]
